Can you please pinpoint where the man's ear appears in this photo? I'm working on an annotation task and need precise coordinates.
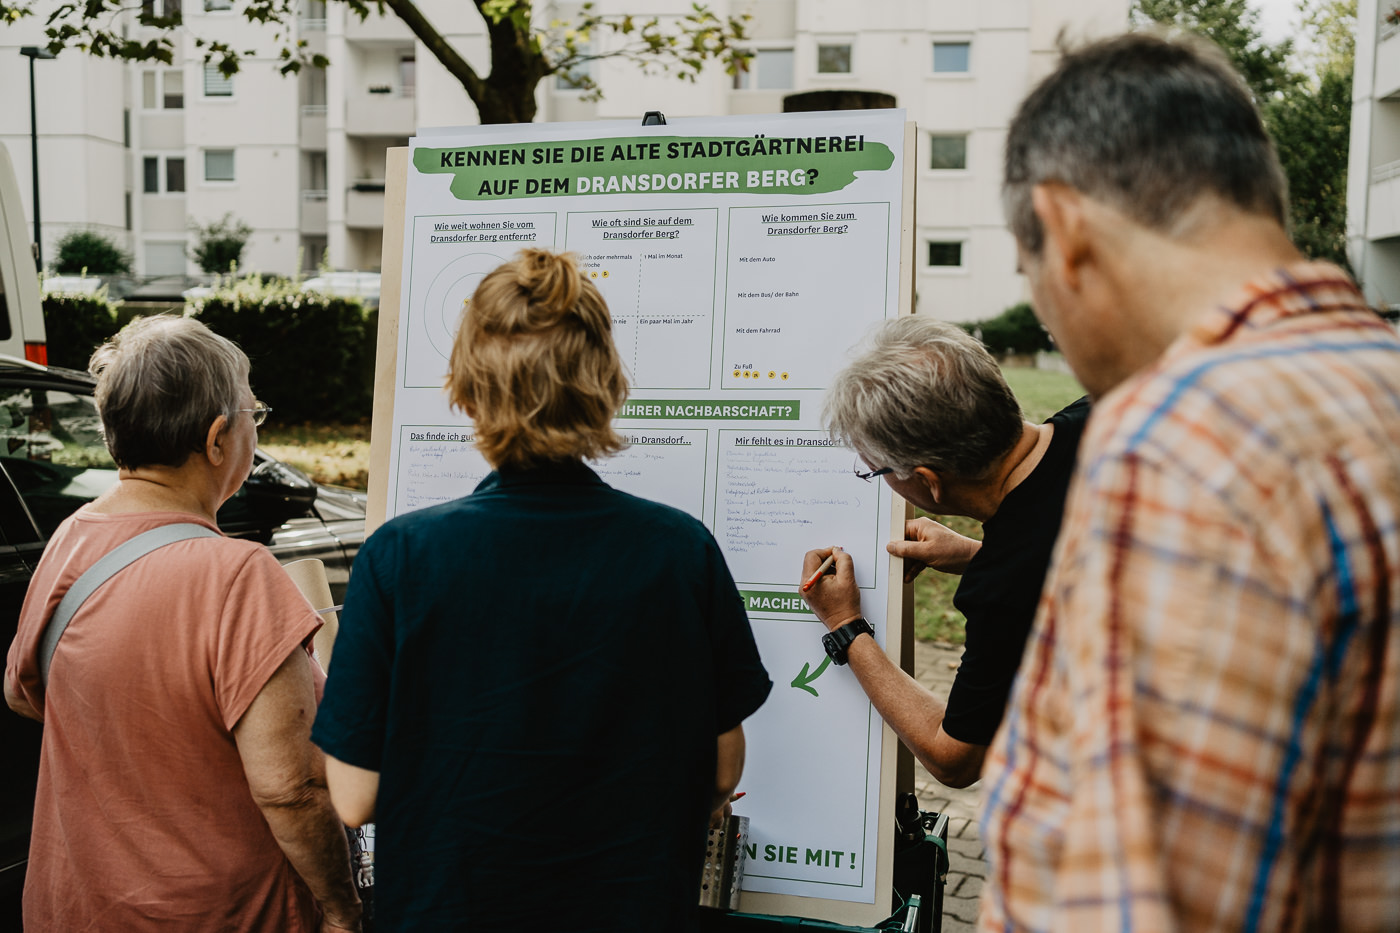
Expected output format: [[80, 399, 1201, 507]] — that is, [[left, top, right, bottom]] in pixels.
[[205, 415, 229, 467], [1030, 182, 1091, 290], [911, 466, 942, 506]]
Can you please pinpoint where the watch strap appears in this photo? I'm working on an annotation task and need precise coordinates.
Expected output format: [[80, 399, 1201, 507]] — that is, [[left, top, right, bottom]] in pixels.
[[822, 617, 873, 666]]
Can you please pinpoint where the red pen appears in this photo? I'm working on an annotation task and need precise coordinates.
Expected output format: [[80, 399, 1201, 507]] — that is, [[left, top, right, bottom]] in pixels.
[[801, 549, 840, 592]]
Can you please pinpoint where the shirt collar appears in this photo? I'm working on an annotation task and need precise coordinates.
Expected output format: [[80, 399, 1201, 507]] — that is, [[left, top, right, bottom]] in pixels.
[[482, 459, 605, 490], [1183, 261, 1363, 350]]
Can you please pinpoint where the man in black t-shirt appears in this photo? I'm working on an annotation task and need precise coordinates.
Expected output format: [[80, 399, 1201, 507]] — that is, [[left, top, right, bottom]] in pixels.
[[802, 317, 1087, 788]]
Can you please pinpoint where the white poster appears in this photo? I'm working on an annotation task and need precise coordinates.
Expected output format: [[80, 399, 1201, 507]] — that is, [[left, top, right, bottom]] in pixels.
[[391, 111, 905, 908]]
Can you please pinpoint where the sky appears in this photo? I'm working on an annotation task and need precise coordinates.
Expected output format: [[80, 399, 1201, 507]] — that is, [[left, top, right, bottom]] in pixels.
[[1253, 0, 1301, 44]]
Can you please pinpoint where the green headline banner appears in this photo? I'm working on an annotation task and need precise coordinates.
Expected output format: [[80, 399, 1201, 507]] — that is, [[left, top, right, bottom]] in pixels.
[[741, 590, 815, 616], [414, 134, 895, 201], [618, 399, 800, 421]]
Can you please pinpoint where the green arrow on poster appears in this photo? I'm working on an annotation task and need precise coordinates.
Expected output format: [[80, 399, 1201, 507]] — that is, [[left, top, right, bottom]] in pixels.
[[791, 656, 832, 697]]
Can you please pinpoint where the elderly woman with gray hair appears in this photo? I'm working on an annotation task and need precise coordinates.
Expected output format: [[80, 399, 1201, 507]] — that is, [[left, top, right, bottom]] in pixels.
[[4, 316, 361, 932]]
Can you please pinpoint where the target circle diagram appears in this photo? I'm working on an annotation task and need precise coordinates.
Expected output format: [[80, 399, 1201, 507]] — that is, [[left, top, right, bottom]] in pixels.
[[421, 252, 506, 359]]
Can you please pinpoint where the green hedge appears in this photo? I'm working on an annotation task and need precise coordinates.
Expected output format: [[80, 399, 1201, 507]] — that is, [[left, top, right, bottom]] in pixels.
[[42, 291, 122, 370], [188, 277, 375, 424], [961, 302, 1053, 356]]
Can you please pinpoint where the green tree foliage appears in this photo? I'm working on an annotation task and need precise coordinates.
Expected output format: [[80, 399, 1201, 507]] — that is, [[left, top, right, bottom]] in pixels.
[[1265, 0, 1355, 268], [962, 303, 1054, 356], [1133, 0, 1299, 101], [2, 0, 749, 126], [1133, 0, 1355, 268], [189, 214, 253, 275], [52, 230, 131, 275], [188, 276, 374, 422], [1267, 61, 1352, 267]]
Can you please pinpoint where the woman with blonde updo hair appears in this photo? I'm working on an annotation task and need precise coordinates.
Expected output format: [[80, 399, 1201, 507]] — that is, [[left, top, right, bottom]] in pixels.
[[314, 249, 771, 932], [446, 248, 629, 469]]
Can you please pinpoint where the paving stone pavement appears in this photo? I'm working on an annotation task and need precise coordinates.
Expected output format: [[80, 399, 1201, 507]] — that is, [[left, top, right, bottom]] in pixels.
[[910, 638, 984, 933]]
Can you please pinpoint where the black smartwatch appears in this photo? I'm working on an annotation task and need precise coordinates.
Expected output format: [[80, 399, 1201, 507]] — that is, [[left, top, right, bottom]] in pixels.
[[822, 617, 874, 666]]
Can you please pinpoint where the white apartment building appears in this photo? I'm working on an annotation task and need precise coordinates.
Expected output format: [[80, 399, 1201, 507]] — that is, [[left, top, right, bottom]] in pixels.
[[1, 0, 1126, 319], [1349, 0, 1400, 309]]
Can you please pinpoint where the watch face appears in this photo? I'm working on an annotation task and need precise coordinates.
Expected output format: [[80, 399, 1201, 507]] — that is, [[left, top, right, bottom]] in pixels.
[[822, 631, 844, 664]]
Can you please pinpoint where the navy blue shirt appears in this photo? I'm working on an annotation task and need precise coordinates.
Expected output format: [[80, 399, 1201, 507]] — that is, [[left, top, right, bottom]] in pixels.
[[313, 461, 771, 932], [942, 397, 1090, 746]]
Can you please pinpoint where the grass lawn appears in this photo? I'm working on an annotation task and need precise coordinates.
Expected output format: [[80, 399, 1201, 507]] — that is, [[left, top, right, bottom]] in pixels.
[[912, 364, 1085, 645], [259, 421, 373, 491], [263, 363, 1085, 645]]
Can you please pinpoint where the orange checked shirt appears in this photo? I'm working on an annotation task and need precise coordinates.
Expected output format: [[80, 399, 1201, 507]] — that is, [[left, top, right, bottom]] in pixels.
[[979, 264, 1400, 933]]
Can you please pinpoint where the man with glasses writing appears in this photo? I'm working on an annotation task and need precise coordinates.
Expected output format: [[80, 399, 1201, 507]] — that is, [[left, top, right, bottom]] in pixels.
[[801, 317, 1086, 788]]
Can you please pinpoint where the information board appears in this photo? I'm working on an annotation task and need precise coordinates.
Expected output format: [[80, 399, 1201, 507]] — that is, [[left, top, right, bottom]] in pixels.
[[373, 110, 913, 924]]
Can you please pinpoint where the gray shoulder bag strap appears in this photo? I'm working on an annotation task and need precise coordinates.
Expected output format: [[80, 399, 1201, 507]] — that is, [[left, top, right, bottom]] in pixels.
[[37, 522, 221, 686]]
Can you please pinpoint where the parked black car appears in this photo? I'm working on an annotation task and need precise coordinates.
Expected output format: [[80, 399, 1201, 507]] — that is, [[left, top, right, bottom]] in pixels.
[[0, 358, 365, 918]]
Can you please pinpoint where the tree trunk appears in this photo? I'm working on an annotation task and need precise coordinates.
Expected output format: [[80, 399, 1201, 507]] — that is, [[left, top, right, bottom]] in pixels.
[[474, 2, 548, 123], [474, 75, 540, 124]]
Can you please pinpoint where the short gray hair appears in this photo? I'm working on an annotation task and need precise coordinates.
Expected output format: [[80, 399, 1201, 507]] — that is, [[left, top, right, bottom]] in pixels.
[[89, 315, 250, 469], [824, 317, 1023, 480], [1004, 31, 1287, 254]]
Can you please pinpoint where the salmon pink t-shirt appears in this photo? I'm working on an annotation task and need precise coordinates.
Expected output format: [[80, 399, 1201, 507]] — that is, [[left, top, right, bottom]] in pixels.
[[4, 508, 324, 932]]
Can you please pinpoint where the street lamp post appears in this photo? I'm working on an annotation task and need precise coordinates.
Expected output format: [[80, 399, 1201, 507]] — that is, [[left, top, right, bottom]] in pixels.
[[19, 46, 56, 271]]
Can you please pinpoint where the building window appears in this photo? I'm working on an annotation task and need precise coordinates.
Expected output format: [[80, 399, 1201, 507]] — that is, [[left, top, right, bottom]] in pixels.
[[817, 43, 852, 74], [140, 0, 180, 18], [933, 42, 970, 73], [204, 0, 231, 10], [302, 67, 327, 109], [733, 48, 794, 90], [141, 69, 183, 110], [305, 150, 328, 193], [399, 55, 416, 97], [300, 0, 326, 26], [928, 241, 964, 267], [204, 149, 235, 182], [163, 70, 184, 108], [301, 236, 328, 271], [166, 157, 186, 192], [142, 155, 186, 194], [929, 134, 967, 170], [203, 63, 233, 98], [555, 45, 592, 91], [123, 109, 131, 148]]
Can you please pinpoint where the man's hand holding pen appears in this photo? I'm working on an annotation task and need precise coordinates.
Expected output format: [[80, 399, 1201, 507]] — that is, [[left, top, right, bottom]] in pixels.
[[799, 546, 864, 632]]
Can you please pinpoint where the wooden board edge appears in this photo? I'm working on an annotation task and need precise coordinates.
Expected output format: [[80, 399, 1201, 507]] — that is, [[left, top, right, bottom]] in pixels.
[[365, 146, 408, 536], [895, 119, 920, 797]]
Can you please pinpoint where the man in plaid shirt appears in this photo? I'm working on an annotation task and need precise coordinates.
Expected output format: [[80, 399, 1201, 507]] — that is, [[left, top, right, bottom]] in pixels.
[[982, 32, 1400, 932]]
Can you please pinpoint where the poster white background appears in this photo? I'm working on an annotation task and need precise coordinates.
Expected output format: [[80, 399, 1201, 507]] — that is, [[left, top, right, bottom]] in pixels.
[[391, 111, 905, 906]]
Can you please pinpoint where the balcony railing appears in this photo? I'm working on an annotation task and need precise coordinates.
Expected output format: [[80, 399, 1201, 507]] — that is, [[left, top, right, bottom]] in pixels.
[[300, 16, 326, 30], [302, 189, 329, 201], [346, 93, 414, 135], [301, 103, 328, 116], [346, 187, 386, 228], [1383, 4, 1400, 39], [1374, 159, 1400, 184]]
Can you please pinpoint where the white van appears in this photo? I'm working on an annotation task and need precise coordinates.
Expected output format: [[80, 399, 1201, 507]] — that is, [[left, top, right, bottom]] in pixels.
[[0, 144, 49, 364]]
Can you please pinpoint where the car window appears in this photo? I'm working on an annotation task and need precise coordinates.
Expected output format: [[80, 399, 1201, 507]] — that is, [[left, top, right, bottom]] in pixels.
[[0, 387, 118, 537]]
